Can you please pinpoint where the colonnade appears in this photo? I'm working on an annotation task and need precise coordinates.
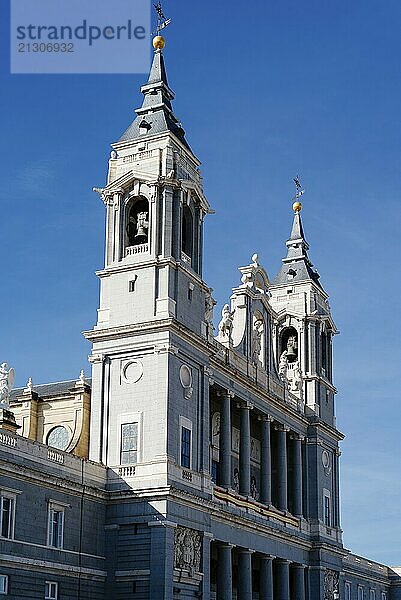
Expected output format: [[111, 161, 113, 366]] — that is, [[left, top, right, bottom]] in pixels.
[[218, 391, 304, 517], [216, 543, 306, 600]]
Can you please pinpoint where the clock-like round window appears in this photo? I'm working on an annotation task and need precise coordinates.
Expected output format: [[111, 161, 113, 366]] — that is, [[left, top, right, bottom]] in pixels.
[[47, 426, 70, 451]]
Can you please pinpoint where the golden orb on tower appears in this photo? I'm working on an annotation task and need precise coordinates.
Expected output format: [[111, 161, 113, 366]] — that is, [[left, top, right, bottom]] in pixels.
[[153, 35, 165, 49], [293, 201, 302, 212]]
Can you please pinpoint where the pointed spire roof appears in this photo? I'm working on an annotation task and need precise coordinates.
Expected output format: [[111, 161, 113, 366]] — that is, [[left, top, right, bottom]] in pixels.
[[273, 209, 322, 287], [118, 46, 190, 150]]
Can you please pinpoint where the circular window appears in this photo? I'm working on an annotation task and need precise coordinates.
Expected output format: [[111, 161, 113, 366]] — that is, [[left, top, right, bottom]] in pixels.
[[322, 450, 330, 469], [47, 426, 70, 451], [179, 364, 192, 388]]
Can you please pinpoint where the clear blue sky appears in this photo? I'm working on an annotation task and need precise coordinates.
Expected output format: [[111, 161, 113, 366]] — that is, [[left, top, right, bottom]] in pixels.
[[1, 0, 400, 566]]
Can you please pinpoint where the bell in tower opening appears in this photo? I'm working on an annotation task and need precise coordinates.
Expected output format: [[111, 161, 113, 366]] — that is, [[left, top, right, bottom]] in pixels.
[[126, 196, 149, 249], [280, 327, 298, 364]]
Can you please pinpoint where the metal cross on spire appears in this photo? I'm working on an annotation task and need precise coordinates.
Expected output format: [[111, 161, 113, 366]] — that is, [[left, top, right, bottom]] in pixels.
[[153, 2, 172, 35], [293, 176, 305, 200]]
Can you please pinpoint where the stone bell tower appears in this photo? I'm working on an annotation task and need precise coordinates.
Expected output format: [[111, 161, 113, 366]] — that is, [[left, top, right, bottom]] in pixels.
[[84, 35, 214, 472], [269, 195, 338, 425]]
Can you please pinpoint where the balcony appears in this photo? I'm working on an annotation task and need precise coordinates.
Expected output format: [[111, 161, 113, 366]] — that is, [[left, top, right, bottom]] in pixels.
[[125, 243, 149, 257]]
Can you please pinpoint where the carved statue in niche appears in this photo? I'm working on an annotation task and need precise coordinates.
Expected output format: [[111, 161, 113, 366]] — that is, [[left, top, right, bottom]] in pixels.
[[0, 363, 14, 410], [233, 468, 240, 493], [250, 475, 259, 501], [324, 569, 340, 600], [279, 351, 288, 381], [252, 318, 264, 364], [289, 360, 303, 392], [218, 304, 234, 343], [205, 294, 215, 329], [211, 412, 220, 448], [174, 526, 202, 576]]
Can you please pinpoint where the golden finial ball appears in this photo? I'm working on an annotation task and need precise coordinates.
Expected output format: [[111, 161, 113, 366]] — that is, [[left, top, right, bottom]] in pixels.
[[293, 201, 302, 212], [153, 35, 165, 49]]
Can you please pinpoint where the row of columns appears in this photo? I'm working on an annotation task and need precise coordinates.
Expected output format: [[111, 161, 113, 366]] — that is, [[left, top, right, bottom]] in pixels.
[[218, 392, 304, 516], [218, 543, 306, 600]]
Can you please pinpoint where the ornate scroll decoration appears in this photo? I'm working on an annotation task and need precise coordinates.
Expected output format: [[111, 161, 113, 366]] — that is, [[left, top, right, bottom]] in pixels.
[[174, 526, 202, 576], [324, 569, 339, 600]]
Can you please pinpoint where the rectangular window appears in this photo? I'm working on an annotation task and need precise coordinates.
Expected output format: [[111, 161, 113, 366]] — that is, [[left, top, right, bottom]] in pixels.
[[345, 582, 351, 600], [0, 495, 15, 539], [323, 490, 331, 526], [47, 507, 64, 548], [45, 581, 58, 600], [180, 427, 191, 469], [0, 575, 8, 595], [358, 586, 364, 600], [121, 423, 138, 465]]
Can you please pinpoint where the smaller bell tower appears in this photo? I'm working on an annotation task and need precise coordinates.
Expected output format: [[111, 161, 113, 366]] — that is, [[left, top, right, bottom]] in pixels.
[[269, 187, 338, 425]]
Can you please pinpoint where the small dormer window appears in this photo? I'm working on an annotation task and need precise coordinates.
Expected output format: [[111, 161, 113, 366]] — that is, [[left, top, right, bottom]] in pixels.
[[287, 268, 297, 279], [139, 119, 151, 134]]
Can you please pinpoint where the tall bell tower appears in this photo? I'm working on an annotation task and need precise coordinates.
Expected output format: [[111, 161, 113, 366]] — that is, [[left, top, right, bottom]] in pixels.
[[84, 34, 214, 478]]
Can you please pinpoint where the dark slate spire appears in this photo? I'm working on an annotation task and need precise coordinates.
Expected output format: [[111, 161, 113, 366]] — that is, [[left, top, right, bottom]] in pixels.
[[118, 46, 189, 149], [273, 209, 321, 286]]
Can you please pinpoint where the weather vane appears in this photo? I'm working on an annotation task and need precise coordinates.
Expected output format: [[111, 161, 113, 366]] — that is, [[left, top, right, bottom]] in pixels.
[[153, 2, 172, 35], [292, 176, 305, 212]]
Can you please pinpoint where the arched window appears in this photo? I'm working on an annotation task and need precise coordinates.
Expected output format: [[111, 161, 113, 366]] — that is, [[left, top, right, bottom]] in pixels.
[[280, 327, 298, 364], [126, 196, 149, 249], [46, 426, 70, 451], [181, 205, 193, 259]]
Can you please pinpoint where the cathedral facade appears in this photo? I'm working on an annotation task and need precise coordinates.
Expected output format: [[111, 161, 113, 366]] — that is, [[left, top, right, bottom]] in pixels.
[[0, 34, 400, 600]]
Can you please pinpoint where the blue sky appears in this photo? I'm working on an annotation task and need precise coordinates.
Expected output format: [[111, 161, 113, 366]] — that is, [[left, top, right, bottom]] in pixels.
[[1, 0, 401, 565]]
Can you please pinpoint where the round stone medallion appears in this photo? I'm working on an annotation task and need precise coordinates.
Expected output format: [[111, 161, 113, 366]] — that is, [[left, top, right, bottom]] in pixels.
[[122, 360, 143, 384], [179, 364, 192, 389]]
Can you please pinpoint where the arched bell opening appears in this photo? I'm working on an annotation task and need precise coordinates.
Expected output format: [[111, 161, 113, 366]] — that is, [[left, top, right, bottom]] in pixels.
[[125, 196, 150, 252], [181, 205, 194, 262], [280, 327, 299, 364]]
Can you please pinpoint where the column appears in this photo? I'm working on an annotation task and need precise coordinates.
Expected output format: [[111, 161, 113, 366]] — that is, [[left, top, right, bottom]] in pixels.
[[239, 402, 252, 496], [292, 564, 306, 600], [276, 425, 288, 512], [202, 533, 213, 599], [217, 543, 233, 600], [260, 416, 272, 505], [292, 434, 303, 517], [238, 549, 253, 600], [275, 559, 290, 600], [219, 391, 232, 488], [260, 555, 274, 600]]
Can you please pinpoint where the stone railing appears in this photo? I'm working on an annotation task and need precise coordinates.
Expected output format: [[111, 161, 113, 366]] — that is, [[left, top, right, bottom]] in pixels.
[[180, 251, 191, 266], [126, 243, 149, 257]]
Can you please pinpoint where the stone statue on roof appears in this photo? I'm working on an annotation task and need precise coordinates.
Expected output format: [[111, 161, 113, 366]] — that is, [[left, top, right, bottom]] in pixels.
[[0, 363, 15, 410]]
